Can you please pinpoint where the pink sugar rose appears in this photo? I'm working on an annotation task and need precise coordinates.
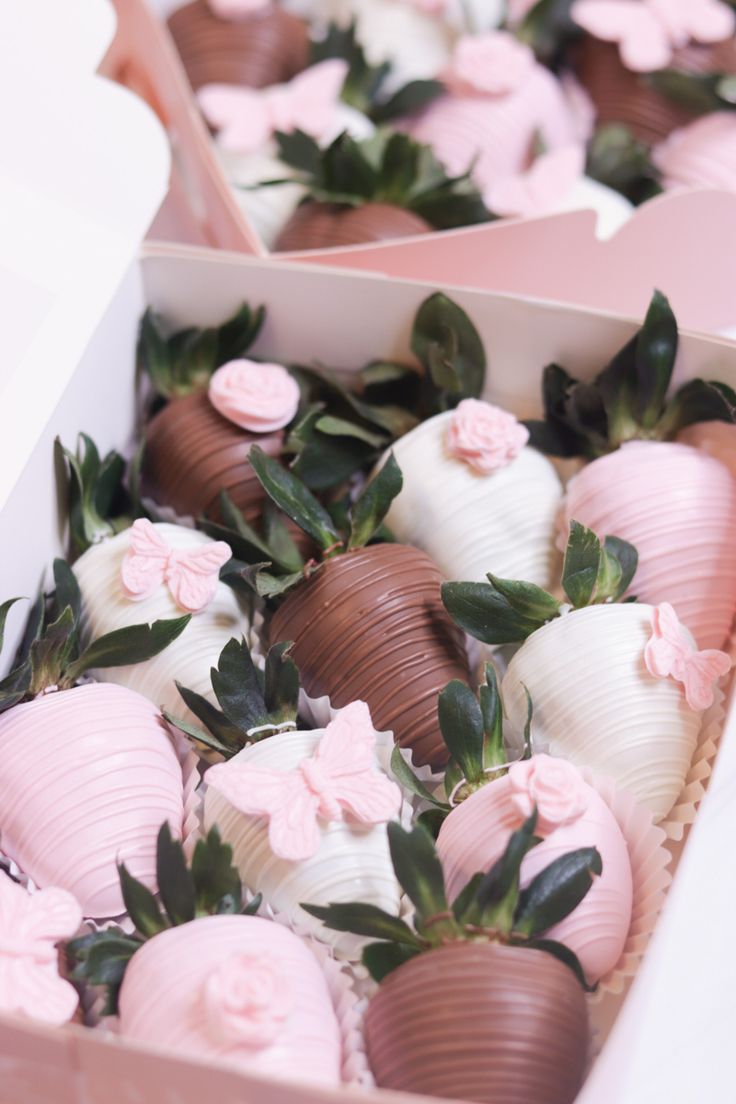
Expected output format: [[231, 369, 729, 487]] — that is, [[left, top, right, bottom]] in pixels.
[[208, 359, 300, 433], [448, 32, 535, 96], [445, 399, 529, 474], [508, 755, 589, 834], [203, 953, 293, 1047]]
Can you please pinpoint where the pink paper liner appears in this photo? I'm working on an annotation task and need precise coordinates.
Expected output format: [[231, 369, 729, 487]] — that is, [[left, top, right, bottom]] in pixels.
[[660, 681, 726, 842], [580, 769, 671, 1000]]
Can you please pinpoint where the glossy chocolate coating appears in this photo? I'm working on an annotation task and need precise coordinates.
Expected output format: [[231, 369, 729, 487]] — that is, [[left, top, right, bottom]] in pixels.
[[274, 201, 432, 252], [267, 543, 470, 767], [167, 0, 310, 91], [575, 37, 736, 145], [365, 942, 589, 1104]]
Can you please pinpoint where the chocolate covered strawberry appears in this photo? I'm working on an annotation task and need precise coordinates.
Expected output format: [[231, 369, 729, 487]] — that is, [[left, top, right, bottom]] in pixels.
[[167, 0, 310, 92], [168, 636, 403, 956], [223, 447, 470, 767], [0, 564, 190, 917], [443, 522, 732, 822], [60, 435, 249, 726], [306, 816, 598, 1104], [381, 293, 562, 590], [70, 825, 342, 1088], [270, 129, 490, 251], [526, 289, 736, 649]]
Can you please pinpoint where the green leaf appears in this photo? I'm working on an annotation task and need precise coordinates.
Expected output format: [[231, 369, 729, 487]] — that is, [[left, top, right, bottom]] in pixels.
[[479, 663, 506, 771], [68, 929, 143, 1015], [215, 303, 266, 364], [416, 806, 449, 839], [389, 746, 448, 809], [118, 861, 168, 938], [302, 901, 423, 945], [450, 872, 484, 924], [137, 309, 172, 396], [562, 521, 601, 608], [647, 69, 734, 116], [659, 378, 736, 438], [634, 290, 678, 429], [371, 79, 445, 124], [485, 575, 560, 623], [191, 826, 242, 914], [387, 822, 451, 936], [475, 810, 540, 933], [0, 597, 25, 659], [348, 452, 403, 549], [603, 536, 638, 599], [52, 560, 81, 629], [517, 0, 579, 64], [362, 941, 422, 982], [513, 847, 602, 937], [163, 708, 237, 758], [441, 581, 548, 646], [411, 293, 486, 408], [243, 893, 262, 916], [156, 823, 196, 926], [249, 446, 340, 551], [29, 606, 76, 693], [173, 681, 244, 751], [263, 641, 300, 723], [66, 616, 191, 681], [13, 590, 44, 667], [211, 636, 267, 733], [275, 129, 323, 175], [437, 680, 484, 784], [262, 502, 304, 573], [315, 415, 388, 448], [291, 430, 373, 491], [586, 123, 662, 207], [524, 937, 595, 992]]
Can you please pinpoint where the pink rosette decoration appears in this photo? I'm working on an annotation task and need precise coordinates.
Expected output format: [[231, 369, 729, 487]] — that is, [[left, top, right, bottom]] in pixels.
[[208, 0, 271, 17], [445, 399, 529, 475], [0, 872, 82, 1026], [203, 953, 293, 1047], [206, 701, 401, 862], [208, 358, 301, 433], [645, 602, 732, 711], [570, 0, 735, 73], [446, 32, 535, 96], [508, 756, 589, 834], [121, 519, 231, 614], [198, 60, 349, 154], [653, 113, 736, 192], [485, 145, 585, 218]]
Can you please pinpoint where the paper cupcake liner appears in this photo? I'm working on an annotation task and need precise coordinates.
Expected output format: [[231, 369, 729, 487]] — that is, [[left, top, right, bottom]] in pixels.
[[580, 770, 672, 1000], [660, 681, 726, 842]]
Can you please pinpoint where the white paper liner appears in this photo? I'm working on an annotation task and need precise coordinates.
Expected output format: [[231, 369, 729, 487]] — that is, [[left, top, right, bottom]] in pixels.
[[580, 770, 672, 1000], [660, 680, 726, 842]]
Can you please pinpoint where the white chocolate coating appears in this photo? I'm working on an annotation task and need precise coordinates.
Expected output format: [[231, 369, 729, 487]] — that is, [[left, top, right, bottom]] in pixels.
[[204, 729, 401, 957], [501, 604, 703, 821], [383, 411, 563, 587], [73, 524, 248, 724]]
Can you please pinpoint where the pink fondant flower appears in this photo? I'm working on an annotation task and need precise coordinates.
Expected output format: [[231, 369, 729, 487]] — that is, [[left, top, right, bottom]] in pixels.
[[198, 60, 348, 154], [446, 32, 535, 96], [445, 399, 529, 474], [508, 755, 589, 834], [571, 0, 735, 73], [207, 0, 271, 18], [206, 701, 402, 862], [485, 145, 585, 218], [121, 520, 231, 614], [653, 113, 736, 192], [0, 872, 82, 1026], [203, 953, 292, 1047], [645, 602, 731, 710], [208, 359, 301, 433]]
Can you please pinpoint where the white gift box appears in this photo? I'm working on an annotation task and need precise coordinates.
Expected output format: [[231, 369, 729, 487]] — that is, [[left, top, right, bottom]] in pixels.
[[1, 3, 736, 1103]]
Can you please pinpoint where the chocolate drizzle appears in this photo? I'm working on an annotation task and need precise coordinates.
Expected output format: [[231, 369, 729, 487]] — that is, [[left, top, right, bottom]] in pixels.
[[267, 543, 470, 767], [274, 202, 432, 252], [575, 38, 736, 144], [142, 390, 285, 525], [364, 943, 588, 1104], [167, 0, 310, 91]]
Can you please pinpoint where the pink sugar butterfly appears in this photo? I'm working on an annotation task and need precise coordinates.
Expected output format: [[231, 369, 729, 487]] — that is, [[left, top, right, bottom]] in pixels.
[[0, 873, 82, 1026], [121, 519, 231, 614], [484, 145, 585, 218], [570, 0, 735, 72], [644, 602, 732, 710], [205, 700, 402, 862]]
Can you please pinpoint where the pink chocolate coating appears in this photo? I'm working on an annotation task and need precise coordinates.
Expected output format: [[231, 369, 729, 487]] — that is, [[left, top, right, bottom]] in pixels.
[[437, 757, 633, 983], [0, 683, 185, 917], [118, 915, 342, 1086], [561, 440, 736, 650]]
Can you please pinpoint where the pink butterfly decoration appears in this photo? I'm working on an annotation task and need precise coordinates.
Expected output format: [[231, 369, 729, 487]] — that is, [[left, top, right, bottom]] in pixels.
[[570, 0, 735, 72], [0, 872, 82, 1026], [121, 520, 231, 614], [205, 701, 402, 862], [484, 145, 585, 218], [197, 60, 349, 155], [644, 602, 732, 710]]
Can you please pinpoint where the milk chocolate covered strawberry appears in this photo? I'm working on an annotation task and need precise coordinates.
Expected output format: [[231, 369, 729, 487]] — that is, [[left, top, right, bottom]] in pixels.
[[70, 826, 342, 1087], [166, 637, 403, 955], [306, 816, 597, 1104], [526, 289, 736, 648], [0, 566, 189, 916], [443, 522, 732, 821]]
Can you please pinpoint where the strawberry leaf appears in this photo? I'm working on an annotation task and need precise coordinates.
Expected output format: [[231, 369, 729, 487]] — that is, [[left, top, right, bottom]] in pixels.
[[65, 616, 191, 681], [362, 940, 422, 982], [156, 823, 196, 927], [348, 452, 403, 549], [249, 446, 340, 551], [513, 846, 602, 937]]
